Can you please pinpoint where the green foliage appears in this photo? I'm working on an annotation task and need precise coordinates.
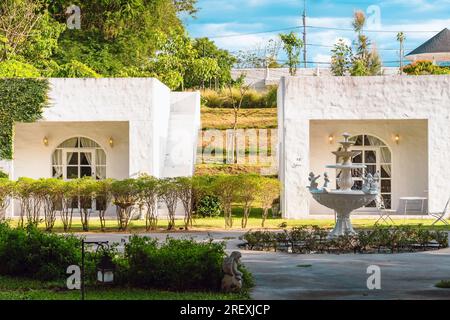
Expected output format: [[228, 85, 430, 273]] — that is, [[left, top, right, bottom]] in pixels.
[[111, 179, 139, 231], [403, 60, 450, 75], [201, 87, 278, 109], [0, 60, 41, 78], [243, 225, 449, 254], [0, 171, 8, 179], [52, 60, 100, 78], [123, 235, 226, 291], [0, 79, 49, 159], [279, 32, 303, 76], [0, 222, 81, 281], [197, 195, 222, 218], [331, 39, 352, 76]]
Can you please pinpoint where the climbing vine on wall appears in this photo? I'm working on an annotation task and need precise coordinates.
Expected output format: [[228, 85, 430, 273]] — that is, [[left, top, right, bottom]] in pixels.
[[0, 79, 49, 159]]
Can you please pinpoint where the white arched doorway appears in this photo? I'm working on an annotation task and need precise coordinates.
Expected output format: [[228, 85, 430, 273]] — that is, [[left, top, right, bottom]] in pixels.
[[337, 134, 392, 209], [51, 137, 107, 180]]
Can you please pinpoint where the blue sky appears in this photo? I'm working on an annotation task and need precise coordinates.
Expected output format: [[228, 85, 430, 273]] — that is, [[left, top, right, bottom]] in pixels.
[[184, 0, 450, 67]]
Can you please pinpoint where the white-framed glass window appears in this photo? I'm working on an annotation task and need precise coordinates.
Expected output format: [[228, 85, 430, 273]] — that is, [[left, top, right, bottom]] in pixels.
[[336, 134, 392, 209], [52, 137, 106, 180]]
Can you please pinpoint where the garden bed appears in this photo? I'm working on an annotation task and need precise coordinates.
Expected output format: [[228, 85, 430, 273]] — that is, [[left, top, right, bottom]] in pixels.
[[240, 225, 448, 254]]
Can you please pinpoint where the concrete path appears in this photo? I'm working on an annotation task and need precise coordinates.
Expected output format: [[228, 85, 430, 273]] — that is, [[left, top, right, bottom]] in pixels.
[[83, 231, 450, 300]]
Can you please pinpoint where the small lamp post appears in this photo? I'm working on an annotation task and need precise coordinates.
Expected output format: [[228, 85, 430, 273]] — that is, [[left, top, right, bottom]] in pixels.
[[81, 240, 114, 300]]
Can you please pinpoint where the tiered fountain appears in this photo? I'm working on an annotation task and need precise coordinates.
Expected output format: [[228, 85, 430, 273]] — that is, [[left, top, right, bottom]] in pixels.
[[308, 133, 379, 238]]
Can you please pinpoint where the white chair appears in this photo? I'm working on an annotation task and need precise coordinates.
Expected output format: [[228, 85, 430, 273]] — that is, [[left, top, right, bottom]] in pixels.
[[375, 194, 396, 225], [430, 196, 450, 226]]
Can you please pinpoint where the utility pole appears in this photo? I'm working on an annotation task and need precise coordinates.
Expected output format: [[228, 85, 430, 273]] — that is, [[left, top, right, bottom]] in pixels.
[[397, 32, 405, 75], [302, 0, 307, 68]]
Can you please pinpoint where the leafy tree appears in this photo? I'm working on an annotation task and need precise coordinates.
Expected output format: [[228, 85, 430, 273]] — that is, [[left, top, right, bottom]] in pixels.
[[158, 178, 179, 230], [52, 59, 100, 78], [258, 178, 280, 228], [95, 178, 113, 231], [176, 177, 195, 230], [74, 177, 97, 231], [331, 39, 352, 76], [212, 175, 240, 228], [136, 174, 160, 231], [237, 174, 260, 229], [111, 179, 139, 231], [279, 32, 303, 76], [0, 179, 12, 220]]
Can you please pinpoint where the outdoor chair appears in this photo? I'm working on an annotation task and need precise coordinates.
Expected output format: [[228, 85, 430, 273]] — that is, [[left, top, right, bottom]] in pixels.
[[375, 194, 396, 225], [430, 196, 450, 226]]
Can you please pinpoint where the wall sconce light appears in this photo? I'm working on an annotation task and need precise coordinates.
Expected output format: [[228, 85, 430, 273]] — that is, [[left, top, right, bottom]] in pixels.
[[395, 134, 400, 144], [43, 137, 49, 146], [109, 137, 114, 148], [328, 135, 334, 144]]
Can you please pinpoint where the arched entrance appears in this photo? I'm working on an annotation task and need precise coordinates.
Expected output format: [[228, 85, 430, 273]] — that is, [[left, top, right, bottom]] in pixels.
[[52, 137, 106, 180]]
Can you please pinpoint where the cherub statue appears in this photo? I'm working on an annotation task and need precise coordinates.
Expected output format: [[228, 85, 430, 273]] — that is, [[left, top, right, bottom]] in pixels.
[[221, 251, 243, 293], [308, 172, 320, 191], [323, 172, 330, 188]]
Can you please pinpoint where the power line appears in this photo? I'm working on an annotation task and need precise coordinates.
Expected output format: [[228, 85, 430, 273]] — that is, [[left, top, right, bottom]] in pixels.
[[206, 25, 441, 39]]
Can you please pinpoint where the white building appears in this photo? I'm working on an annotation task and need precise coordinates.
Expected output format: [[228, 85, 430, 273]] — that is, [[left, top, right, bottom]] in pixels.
[[1, 78, 201, 217], [277, 75, 450, 219]]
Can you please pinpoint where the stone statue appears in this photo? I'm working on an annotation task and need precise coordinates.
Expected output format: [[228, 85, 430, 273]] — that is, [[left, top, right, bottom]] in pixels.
[[308, 172, 321, 191], [323, 172, 330, 188], [362, 173, 373, 193], [221, 251, 243, 293]]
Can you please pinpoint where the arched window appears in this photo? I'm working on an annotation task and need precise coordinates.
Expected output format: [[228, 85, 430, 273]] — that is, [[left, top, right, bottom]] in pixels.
[[337, 134, 392, 209], [52, 137, 106, 180]]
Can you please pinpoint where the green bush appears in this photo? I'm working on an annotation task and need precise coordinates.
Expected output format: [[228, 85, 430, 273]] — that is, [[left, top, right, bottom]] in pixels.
[[123, 235, 226, 291], [403, 60, 450, 75], [197, 195, 222, 217], [0, 60, 41, 78], [243, 225, 449, 254], [0, 222, 81, 281], [0, 171, 8, 179]]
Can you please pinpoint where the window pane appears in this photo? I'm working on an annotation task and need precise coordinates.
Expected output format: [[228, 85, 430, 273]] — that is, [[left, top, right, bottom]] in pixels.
[[381, 180, 391, 193], [353, 135, 363, 146], [381, 165, 391, 178], [96, 149, 106, 166], [364, 135, 384, 146], [67, 152, 78, 165], [365, 151, 376, 163], [58, 137, 78, 148], [352, 151, 362, 163], [379, 147, 391, 163], [366, 200, 376, 207], [366, 165, 376, 175], [80, 166, 92, 178], [52, 166, 63, 179], [96, 166, 106, 180], [382, 194, 392, 209], [352, 168, 363, 177], [67, 166, 78, 179], [80, 152, 92, 165]]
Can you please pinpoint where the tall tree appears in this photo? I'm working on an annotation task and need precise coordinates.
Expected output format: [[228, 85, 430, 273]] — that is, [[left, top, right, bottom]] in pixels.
[[331, 39, 352, 76], [279, 32, 303, 76]]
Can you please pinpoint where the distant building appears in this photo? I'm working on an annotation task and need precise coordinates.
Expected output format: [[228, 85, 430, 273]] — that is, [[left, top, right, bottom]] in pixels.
[[406, 28, 450, 64]]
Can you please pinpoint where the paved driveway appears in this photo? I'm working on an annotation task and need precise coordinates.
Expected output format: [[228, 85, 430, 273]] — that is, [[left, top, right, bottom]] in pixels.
[[83, 231, 450, 300]]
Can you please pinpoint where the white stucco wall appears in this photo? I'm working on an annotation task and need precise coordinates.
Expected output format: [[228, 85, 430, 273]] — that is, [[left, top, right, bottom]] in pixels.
[[278, 75, 450, 219], [4, 78, 201, 218]]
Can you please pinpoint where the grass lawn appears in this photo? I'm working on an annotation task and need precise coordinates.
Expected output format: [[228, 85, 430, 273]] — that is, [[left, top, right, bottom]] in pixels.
[[6, 207, 450, 233], [201, 107, 277, 130], [0, 276, 247, 300]]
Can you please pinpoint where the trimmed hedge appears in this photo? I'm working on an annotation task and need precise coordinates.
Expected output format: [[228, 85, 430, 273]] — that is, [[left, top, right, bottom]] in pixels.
[[201, 86, 277, 109], [243, 225, 449, 254]]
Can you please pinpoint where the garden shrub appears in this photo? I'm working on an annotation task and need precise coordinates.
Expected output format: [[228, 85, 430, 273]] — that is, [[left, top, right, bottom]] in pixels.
[[123, 235, 226, 291], [0, 222, 81, 281], [243, 225, 449, 254], [197, 195, 222, 217], [403, 60, 450, 75], [0, 171, 8, 179]]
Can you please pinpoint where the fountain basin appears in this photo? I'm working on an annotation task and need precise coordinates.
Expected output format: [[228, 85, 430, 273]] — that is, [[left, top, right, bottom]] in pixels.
[[311, 190, 377, 238]]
